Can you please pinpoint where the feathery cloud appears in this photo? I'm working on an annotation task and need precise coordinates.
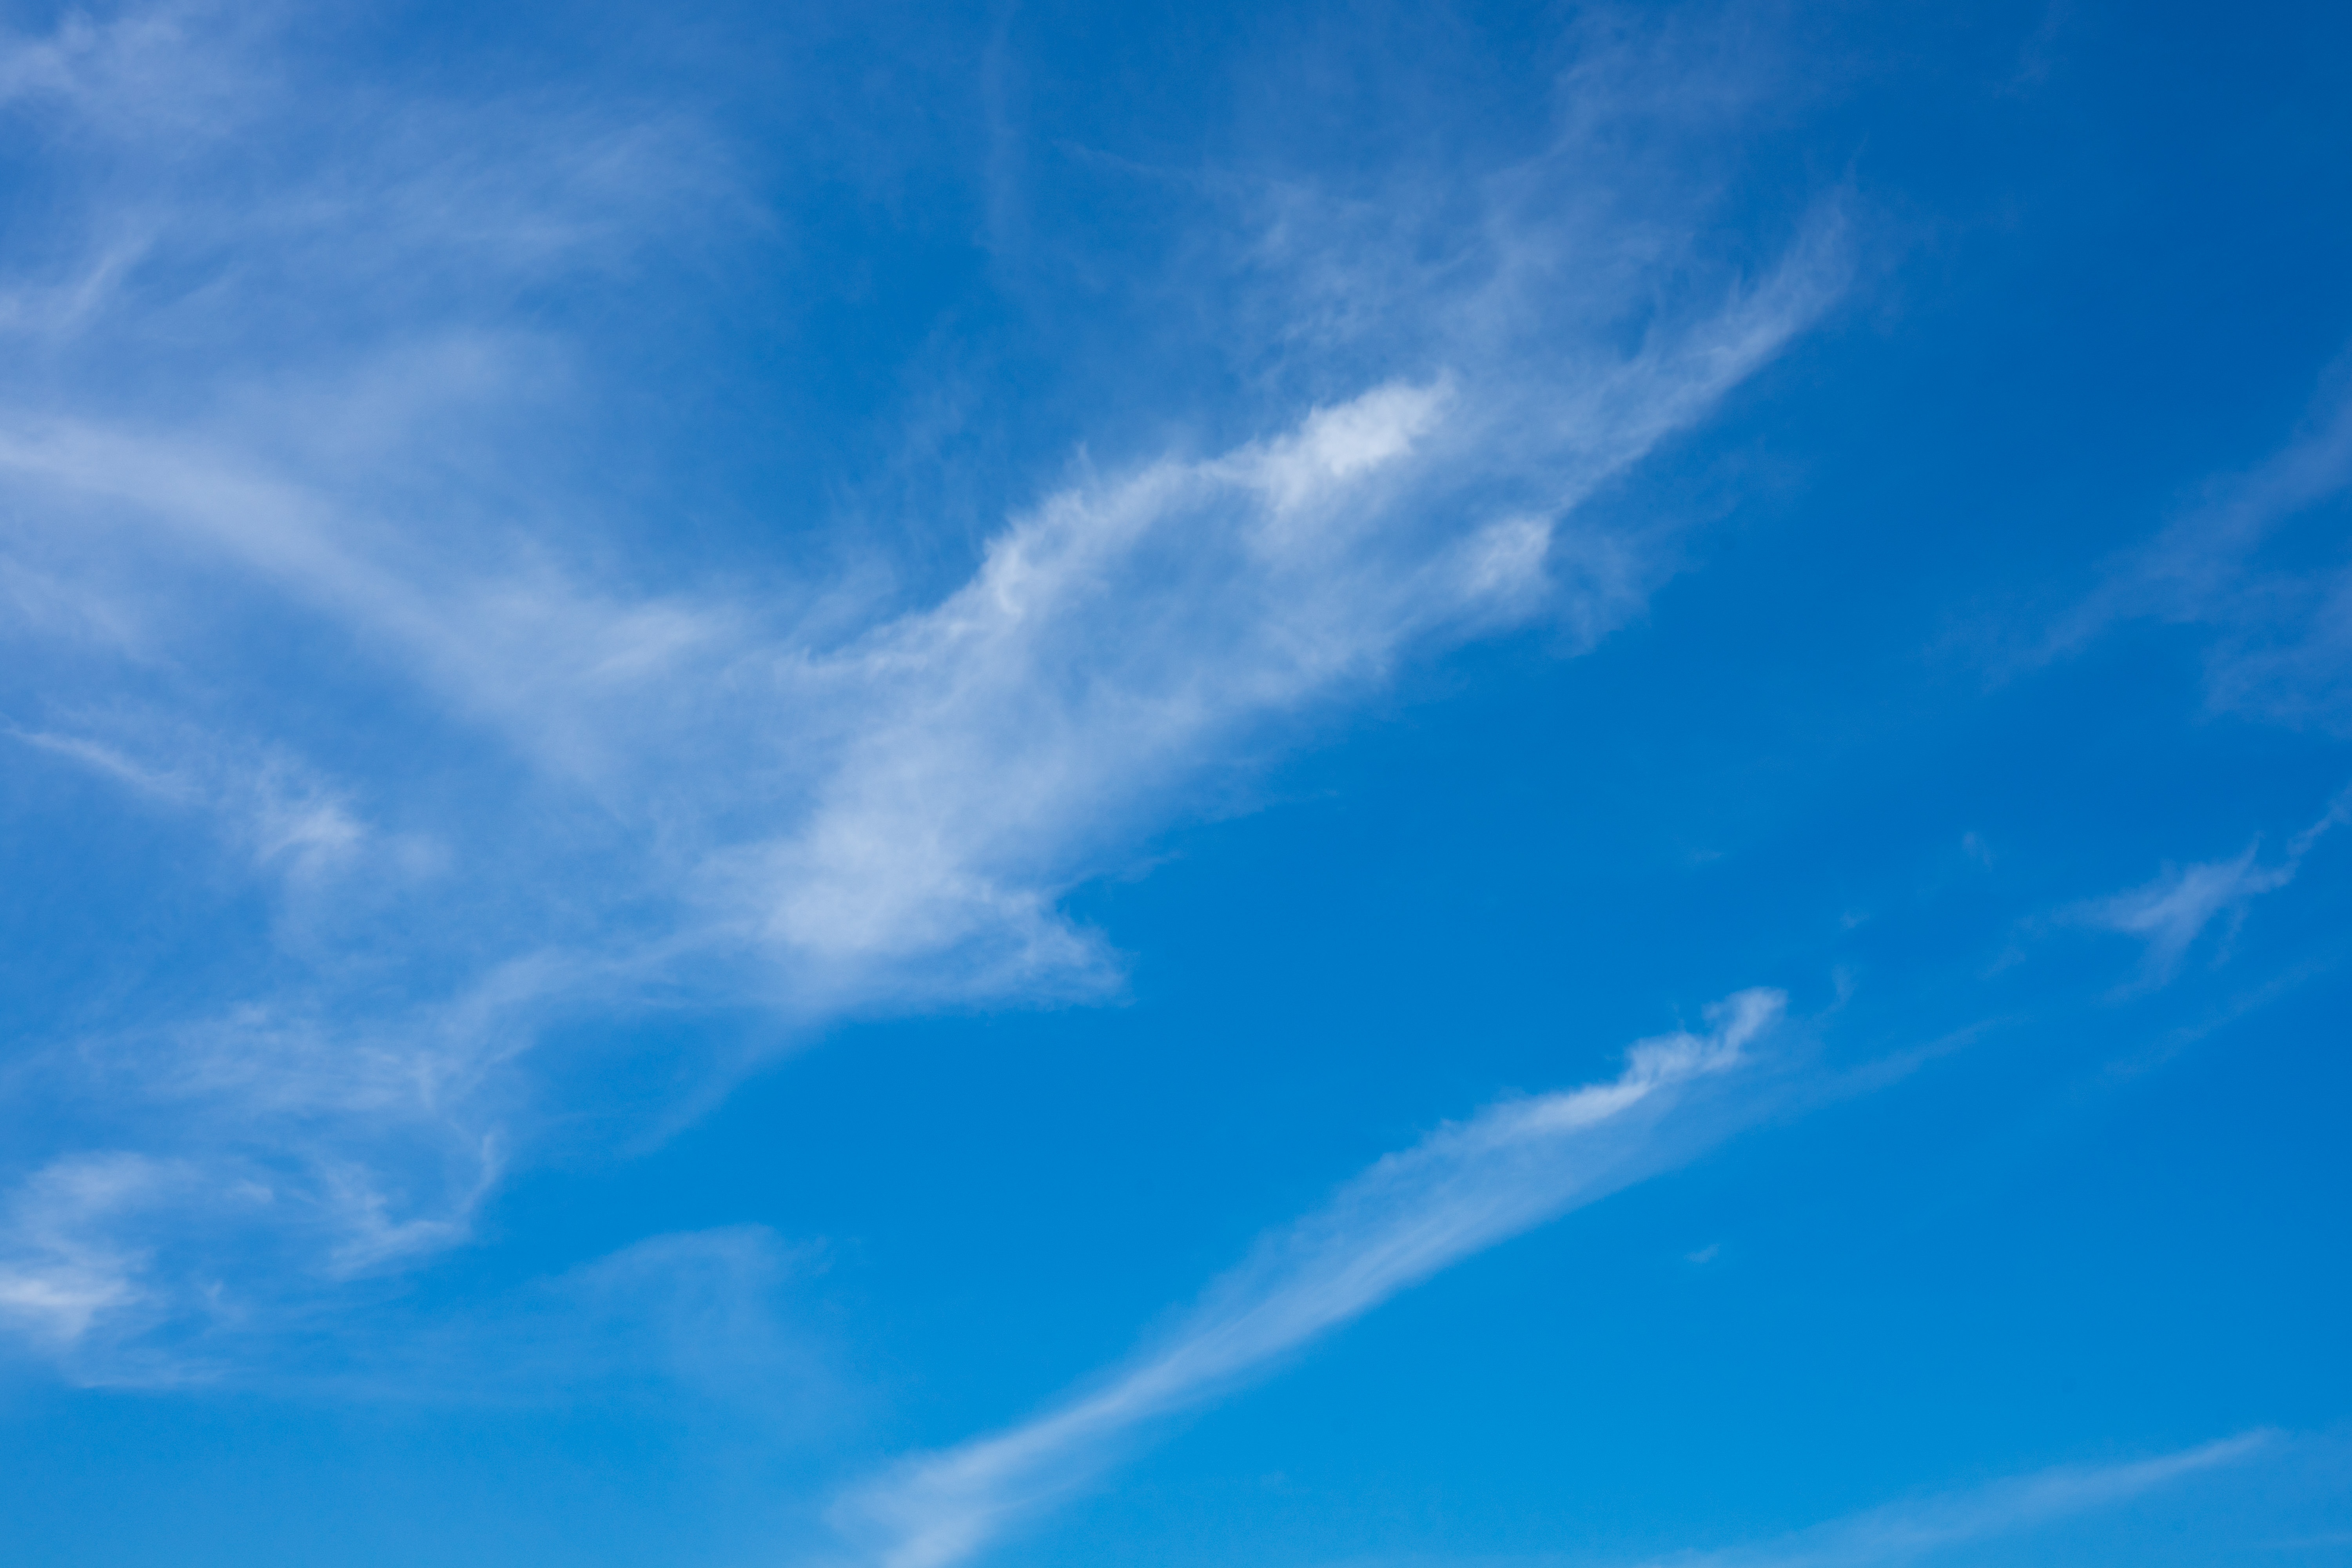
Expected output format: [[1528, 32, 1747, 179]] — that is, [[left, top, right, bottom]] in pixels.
[[2054, 354, 2352, 729], [2066, 787, 2349, 985], [0, 1, 1847, 1379], [1641, 1430, 2275, 1568], [837, 990, 1790, 1568]]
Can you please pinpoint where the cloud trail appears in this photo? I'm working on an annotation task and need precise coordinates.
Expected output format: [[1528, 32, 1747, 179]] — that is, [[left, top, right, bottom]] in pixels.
[[1290, 1430, 2289, 1568], [2054, 353, 2352, 728], [0, 1, 1849, 1379], [2068, 786, 2350, 984], [836, 990, 1791, 1568], [1641, 1430, 2275, 1568]]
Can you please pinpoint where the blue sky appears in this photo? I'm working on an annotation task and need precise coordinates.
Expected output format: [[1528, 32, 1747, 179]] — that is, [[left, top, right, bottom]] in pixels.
[[2, 1, 2350, 1563]]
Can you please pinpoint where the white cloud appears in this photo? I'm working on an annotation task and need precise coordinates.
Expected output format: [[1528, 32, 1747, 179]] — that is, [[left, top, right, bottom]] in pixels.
[[2071, 849, 2294, 983], [1638, 1430, 2274, 1568], [2053, 356, 2352, 728], [0, 1154, 171, 1350], [5, 717, 388, 903], [0, 1, 1848, 1379], [835, 990, 1790, 1568], [2067, 787, 2348, 985], [1293, 1428, 2331, 1568], [319, 1225, 842, 1417], [0, 3, 741, 338]]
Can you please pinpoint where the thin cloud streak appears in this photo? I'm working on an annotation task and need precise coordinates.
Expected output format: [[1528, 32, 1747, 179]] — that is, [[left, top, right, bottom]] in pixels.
[[2067, 786, 2350, 985], [837, 989, 1790, 1568], [1642, 1430, 2275, 1568], [1291, 1430, 2287, 1568], [2053, 354, 2352, 729]]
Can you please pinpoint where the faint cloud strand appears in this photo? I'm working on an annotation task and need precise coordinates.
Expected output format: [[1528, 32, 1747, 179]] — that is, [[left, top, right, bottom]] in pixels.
[[836, 991, 1789, 1568], [2065, 786, 2350, 987], [1641, 1430, 2274, 1568], [2053, 354, 2352, 728]]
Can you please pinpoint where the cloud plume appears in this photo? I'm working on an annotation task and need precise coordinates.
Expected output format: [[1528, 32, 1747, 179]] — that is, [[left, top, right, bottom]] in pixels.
[[0, 1, 1847, 1379], [837, 989, 1791, 1568]]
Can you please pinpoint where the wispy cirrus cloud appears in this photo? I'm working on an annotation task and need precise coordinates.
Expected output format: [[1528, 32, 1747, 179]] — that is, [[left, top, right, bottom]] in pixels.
[[1298, 1430, 2289, 1568], [7, 720, 376, 887], [0, 0, 1848, 1381], [2052, 354, 2352, 729], [302, 1223, 844, 1419], [835, 990, 1791, 1568], [2066, 787, 2349, 986], [1639, 1430, 2276, 1568]]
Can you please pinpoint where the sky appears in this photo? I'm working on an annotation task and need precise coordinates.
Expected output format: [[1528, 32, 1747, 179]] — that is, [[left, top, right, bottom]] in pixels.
[[1, 1, 2350, 1564]]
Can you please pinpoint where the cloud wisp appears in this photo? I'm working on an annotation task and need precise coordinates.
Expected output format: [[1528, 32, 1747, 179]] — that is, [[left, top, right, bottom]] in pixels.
[[2066, 787, 2350, 986], [835, 990, 1792, 1568], [2053, 354, 2352, 729], [1639, 1430, 2276, 1568], [0, 2, 1848, 1381], [1279, 1430, 2292, 1568]]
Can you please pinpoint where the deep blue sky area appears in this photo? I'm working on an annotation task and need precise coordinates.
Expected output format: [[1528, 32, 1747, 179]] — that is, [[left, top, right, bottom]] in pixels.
[[2, 3, 2350, 1566]]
